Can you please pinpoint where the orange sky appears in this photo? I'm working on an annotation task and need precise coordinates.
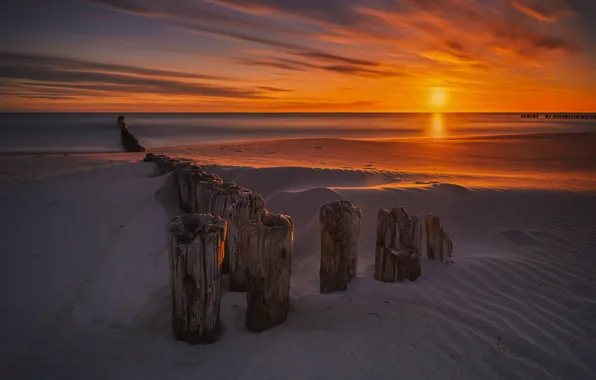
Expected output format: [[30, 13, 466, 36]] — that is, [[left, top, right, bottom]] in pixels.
[[2, 0, 596, 112]]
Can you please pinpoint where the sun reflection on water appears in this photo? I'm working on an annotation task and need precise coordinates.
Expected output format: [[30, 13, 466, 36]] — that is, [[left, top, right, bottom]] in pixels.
[[430, 113, 444, 138]]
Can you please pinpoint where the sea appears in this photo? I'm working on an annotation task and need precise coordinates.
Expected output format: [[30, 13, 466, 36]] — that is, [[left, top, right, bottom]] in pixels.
[[1, 113, 595, 153]]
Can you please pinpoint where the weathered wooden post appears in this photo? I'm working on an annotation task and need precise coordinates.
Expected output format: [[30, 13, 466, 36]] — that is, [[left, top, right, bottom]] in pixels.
[[374, 206, 422, 283], [319, 200, 362, 293], [169, 214, 227, 344], [245, 212, 294, 332], [117, 116, 145, 152], [173, 169, 222, 214], [174, 163, 220, 214], [375, 208, 400, 282], [143, 153, 167, 163], [225, 192, 266, 290], [157, 157, 181, 174], [173, 162, 199, 213], [210, 185, 265, 279], [425, 214, 453, 263], [193, 174, 224, 214]]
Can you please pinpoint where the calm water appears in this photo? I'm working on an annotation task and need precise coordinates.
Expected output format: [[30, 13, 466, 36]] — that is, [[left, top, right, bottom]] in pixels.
[[0, 113, 595, 152]]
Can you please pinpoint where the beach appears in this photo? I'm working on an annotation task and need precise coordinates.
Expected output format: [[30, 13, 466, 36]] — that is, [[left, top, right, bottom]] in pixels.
[[1, 125, 596, 379], [4, 0, 596, 375]]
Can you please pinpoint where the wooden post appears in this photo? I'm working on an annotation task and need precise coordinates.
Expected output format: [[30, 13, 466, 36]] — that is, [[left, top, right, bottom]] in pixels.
[[319, 200, 362, 293], [210, 184, 265, 278], [174, 163, 196, 213], [225, 192, 266, 290], [157, 157, 181, 174], [425, 214, 453, 263], [193, 175, 224, 214], [169, 214, 227, 344], [210, 183, 246, 215], [374, 209, 399, 282], [143, 153, 167, 163], [173, 163, 213, 213], [117, 116, 145, 152], [178, 167, 223, 214], [374, 206, 422, 283], [245, 212, 294, 332]]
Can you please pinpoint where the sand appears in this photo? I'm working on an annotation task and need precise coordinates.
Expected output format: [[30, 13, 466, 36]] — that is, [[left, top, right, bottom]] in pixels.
[[1, 138, 596, 379]]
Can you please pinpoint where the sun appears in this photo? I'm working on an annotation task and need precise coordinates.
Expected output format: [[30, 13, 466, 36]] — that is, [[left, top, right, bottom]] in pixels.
[[429, 87, 447, 109]]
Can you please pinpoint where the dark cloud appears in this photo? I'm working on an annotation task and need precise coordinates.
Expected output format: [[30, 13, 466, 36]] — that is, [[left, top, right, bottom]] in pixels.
[[18, 95, 77, 100], [510, 0, 569, 22], [256, 86, 292, 92], [211, 0, 395, 26], [242, 60, 306, 71], [182, 24, 304, 50], [183, 24, 383, 68], [87, 0, 146, 13], [86, 0, 255, 26], [238, 57, 404, 78], [296, 51, 377, 67], [0, 52, 231, 81], [322, 65, 404, 77], [277, 58, 319, 69], [493, 28, 578, 55], [0, 52, 268, 99], [445, 41, 464, 52]]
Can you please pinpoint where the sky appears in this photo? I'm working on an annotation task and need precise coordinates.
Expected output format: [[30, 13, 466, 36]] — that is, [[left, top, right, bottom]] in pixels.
[[1, 0, 596, 112]]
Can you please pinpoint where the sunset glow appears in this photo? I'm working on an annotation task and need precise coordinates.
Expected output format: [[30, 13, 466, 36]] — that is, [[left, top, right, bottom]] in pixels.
[[430, 88, 447, 110], [2, 0, 596, 112], [431, 113, 445, 138]]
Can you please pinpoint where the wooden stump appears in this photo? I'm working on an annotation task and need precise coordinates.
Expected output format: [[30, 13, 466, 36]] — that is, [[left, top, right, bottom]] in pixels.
[[157, 157, 181, 174], [175, 169, 223, 214], [144, 152, 157, 162], [245, 212, 294, 332], [392, 207, 423, 255], [143, 153, 168, 163], [192, 174, 224, 214], [225, 192, 266, 290], [173, 163, 207, 213], [319, 200, 362, 293], [374, 206, 422, 283], [425, 214, 453, 263], [210, 184, 265, 279], [169, 214, 227, 344], [374, 209, 399, 282]]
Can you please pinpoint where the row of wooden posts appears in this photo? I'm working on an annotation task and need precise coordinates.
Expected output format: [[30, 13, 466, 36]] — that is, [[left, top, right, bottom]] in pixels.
[[117, 116, 145, 152], [144, 153, 453, 344]]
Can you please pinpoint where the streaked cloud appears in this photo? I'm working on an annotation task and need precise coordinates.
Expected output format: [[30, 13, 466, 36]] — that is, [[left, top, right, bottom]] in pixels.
[[0, 52, 270, 99], [0, 0, 594, 111], [510, 0, 569, 22]]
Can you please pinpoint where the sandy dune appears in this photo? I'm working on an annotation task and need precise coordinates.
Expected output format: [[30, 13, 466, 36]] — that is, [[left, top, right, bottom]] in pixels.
[[154, 133, 596, 191], [1, 149, 596, 379]]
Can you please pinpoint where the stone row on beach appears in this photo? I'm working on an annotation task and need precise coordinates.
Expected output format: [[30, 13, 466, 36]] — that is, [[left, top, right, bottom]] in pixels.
[[143, 152, 453, 344]]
